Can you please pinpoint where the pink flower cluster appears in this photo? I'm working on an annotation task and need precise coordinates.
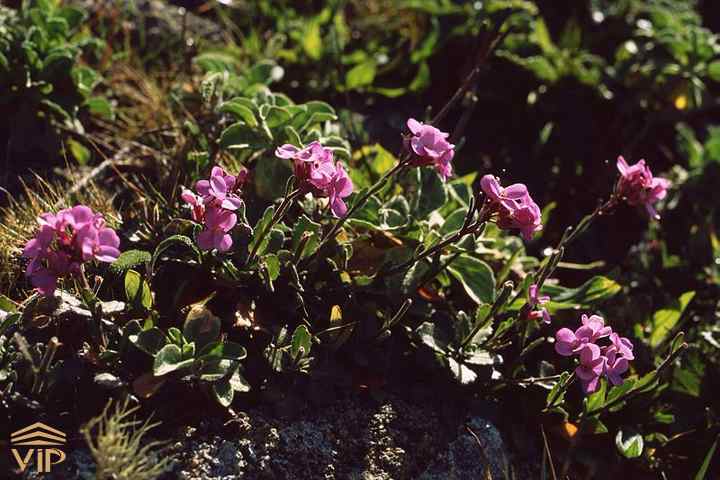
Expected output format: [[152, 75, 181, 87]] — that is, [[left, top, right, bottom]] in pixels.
[[22, 205, 121, 296], [275, 141, 353, 217], [616, 156, 671, 220], [480, 175, 543, 241], [555, 314, 634, 394], [528, 283, 551, 324], [405, 118, 454, 181], [182, 166, 247, 252]]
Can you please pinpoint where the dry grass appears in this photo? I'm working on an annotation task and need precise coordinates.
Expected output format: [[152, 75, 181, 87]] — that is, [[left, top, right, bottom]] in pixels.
[[82, 397, 171, 480]]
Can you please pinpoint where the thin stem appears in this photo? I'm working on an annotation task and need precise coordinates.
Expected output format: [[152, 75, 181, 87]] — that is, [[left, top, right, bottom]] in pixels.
[[247, 189, 302, 264], [507, 196, 618, 312], [32, 337, 60, 395], [541, 424, 558, 480], [461, 280, 512, 350], [430, 26, 511, 126], [384, 220, 481, 277], [503, 374, 564, 385], [309, 159, 408, 260], [384, 202, 488, 278]]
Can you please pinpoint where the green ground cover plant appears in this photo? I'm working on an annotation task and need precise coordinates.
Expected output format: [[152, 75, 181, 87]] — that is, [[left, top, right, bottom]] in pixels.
[[1, 0, 720, 478]]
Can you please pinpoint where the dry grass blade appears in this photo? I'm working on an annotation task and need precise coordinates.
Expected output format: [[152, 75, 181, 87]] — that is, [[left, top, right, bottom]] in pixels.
[[541, 424, 558, 480]]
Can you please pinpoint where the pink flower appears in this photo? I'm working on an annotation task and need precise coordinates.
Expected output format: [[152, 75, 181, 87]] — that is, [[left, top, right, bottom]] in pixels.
[[181, 190, 206, 223], [609, 332, 634, 361], [23, 225, 55, 259], [276, 142, 335, 191], [182, 165, 248, 252], [197, 206, 236, 252], [555, 315, 611, 356], [575, 343, 605, 393], [196, 166, 243, 210], [22, 205, 120, 296], [26, 251, 73, 296], [405, 118, 454, 181], [480, 175, 542, 241], [554, 313, 634, 394], [275, 142, 354, 216], [327, 164, 354, 217], [602, 347, 629, 386], [555, 328, 581, 356], [77, 224, 121, 263], [616, 156, 671, 219], [581, 314, 612, 341], [528, 283, 551, 324]]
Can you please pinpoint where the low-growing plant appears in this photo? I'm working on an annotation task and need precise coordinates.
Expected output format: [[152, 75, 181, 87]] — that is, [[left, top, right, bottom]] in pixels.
[[3, 0, 720, 477]]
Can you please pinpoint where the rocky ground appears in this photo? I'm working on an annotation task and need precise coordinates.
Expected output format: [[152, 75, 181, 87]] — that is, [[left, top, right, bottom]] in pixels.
[[31, 390, 539, 479]]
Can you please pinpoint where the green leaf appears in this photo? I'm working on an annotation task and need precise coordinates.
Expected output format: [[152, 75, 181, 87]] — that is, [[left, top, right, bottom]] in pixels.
[[402, 260, 430, 294], [67, 138, 90, 166], [539, 276, 621, 312], [199, 359, 234, 381], [153, 344, 192, 376], [0, 294, 18, 313], [583, 418, 608, 434], [291, 325, 312, 358], [695, 435, 719, 480], [248, 206, 276, 258], [303, 20, 323, 60], [194, 51, 239, 73], [416, 169, 448, 217], [151, 235, 200, 273], [603, 377, 637, 409], [416, 321, 451, 354], [219, 122, 266, 150], [124, 270, 152, 310], [533, 18, 555, 54], [84, 96, 114, 120], [72, 66, 101, 97], [129, 327, 167, 356], [291, 215, 321, 259], [110, 250, 151, 273], [615, 430, 644, 459], [230, 369, 251, 393], [346, 60, 376, 89], [264, 254, 281, 281], [545, 371, 571, 407], [584, 378, 607, 412], [42, 51, 73, 76], [183, 305, 221, 349], [247, 60, 282, 85], [263, 106, 292, 129], [439, 208, 468, 236], [304, 101, 336, 122], [464, 349, 494, 366], [200, 341, 248, 362], [447, 255, 496, 304], [0, 313, 19, 337], [219, 100, 258, 127], [708, 61, 720, 82], [447, 356, 477, 385], [672, 350, 704, 397], [58, 6, 85, 29], [650, 291, 695, 348], [212, 377, 234, 407], [253, 155, 292, 200]]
